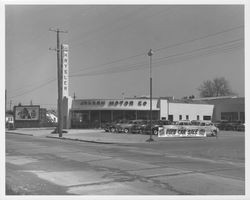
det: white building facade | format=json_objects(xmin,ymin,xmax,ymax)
[{"xmin": 67, "ymin": 98, "xmax": 214, "ymax": 129}]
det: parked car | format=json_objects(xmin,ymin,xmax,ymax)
[
  {"xmin": 191, "ymin": 120, "xmax": 219, "ymax": 136},
  {"xmin": 132, "ymin": 120, "xmax": 172, "ymax": 135},
  {"xmin": 235, "ymin": 123, "xmax": 245, "ymax": 131},
  {"xmin": 116, "ymin": 120, "xmax": 145, "ymax": 133},
  {"xmin": 214, "ymin": 120, "xmax": 243, "ymax": 131},
  {"xmin": 103, "ymin": 119, "xmax": 128, "ymax": 133},
  {"xmin": 176, "ymin": 120, "xmax": 192, "ymax": 126}
]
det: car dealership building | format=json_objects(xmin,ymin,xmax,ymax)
[
  {"xmin": 62, "ymin": 97, "xmax": 214, "ymax": 129},
  {"xmin": 61, "ymin": 95, "xmax": 245, "ymax": 129}
]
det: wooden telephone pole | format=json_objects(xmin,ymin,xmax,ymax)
[{"xmin": 49, "ymin": 28, "xmax": 67, "ymax": 137}]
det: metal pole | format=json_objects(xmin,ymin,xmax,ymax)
[{"xmin": 146, "ymin": 49, "xmax": 154, "ymax": 142}]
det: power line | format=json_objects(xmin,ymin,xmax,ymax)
[
  {"xmin": 70, "ymin": 38, "xmax": 243, "ymax": 78},
  {"xmin": 8, "ymin": 76, "xmax": 56, "ymax": 94},
  {"xmin": 70, "ymin": 25, "xmax": 243, "ymax": 75},
  {"xmin": 154, "ymin": 25, "xmax": 243, "ymax": 52},
  {"xmin": 8, "ymin": 25, "xmax": 243, "ymax": 97},
  {"xmin": 8, "ymin": 39, "xmax": 242, "ymax": 99},
  {"xmin": 70, "ymin": 52, "xmax": 146, "ymax": 75},
  {"xmin": 9, "ymin": 78, "xmax": 56, "ymax": 99}
]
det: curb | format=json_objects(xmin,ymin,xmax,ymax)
[
  {"xmin": 46, "ymin": 135, "xmax": 116, "ymax": 145},
  {"xmin": 6, "ymin": 131, "xmax": 33, "ymax": 136}
]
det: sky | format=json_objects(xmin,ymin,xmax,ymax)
[{"xmin": 4, "ymin": 4, "xmax": 244, "ymax": 110}]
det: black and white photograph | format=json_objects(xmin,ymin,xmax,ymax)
[{"xmin": 2, "ymin": 1, "xmax": 248, "ymax": 199}]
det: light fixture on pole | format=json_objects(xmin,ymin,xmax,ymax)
[{"xmin": 146, "ymin": 49, "xmax": 154, "ymax": 142}]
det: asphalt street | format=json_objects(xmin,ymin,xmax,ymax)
[{"xmin": 6, "ymin": 131, "xmax": 245, "ymax": 195}]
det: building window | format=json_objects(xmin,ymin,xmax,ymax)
[
  {"xmin": 197, "ymin": 115, "xmax": 200, "ymax": 120},
  {"xmin": 179, "ymin": 115, "xmax": 182, "ymax": 120},
  {"xmin": 186, "ymin": 115, "xmax": 189, "ymax": 120},
  {"xmin": 203, "ymin": 116, "xmax": 211, "ymax": 121},
  {"xmin": 221, "ymin": 112, "xmax": 238, "ymax": 122},
  {"xmin": 240, "ymin": 112, "xmax": 245, "ymax": 123}
]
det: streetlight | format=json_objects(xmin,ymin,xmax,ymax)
[{"xmin": 146, "ymin": 49, "xmax": 154, "ymax": 142}]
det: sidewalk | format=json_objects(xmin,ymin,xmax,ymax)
[
  {"xmin": 6, "ymin": 128, "xmax": 159, "ymax": 144},
  {"xmin": 6, "ymin": 128, "xmax": 243, "ymax": 144}
]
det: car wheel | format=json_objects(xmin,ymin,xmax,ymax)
[
  {"xmin": 212, "ymin": 130, "xmax": 217, "ymax": 136},
  {"xmin": 124, "ymin": 128, "xmax": 129, "ymax": 133},
  {"xmin": 153, "ymin": 129, "xmax": 158, "ymax": 135},
  {"xmin": 110, "ymin": 128, "xmax": 115, "ymax": 133}
]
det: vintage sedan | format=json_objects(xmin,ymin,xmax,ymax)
[
  {"xmin": 191, "ymin": 120, "xmax": 219, "ymax": 137},
  {"xmin": 115, "ymin": 120, "xmax": 145, "ymax": 133},
  {"xmin": 132, "ymin": 120, "xmax": 172, "ymax": 135}
]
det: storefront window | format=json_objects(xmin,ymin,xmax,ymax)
[
  {"xmin": 203, "ymin": 115, "xmax": 211, "ymax": 121},
  {"xmin": 240, "ymin": 112, "xmax": 245, "ymax": 123},
  {"xmin": 221, "ymin": 112, "xmax": 238, "ymax": 121}
]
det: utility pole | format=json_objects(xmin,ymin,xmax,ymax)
[
  {"xmin": 10, "ymin": 100, "xmax": 12, "ymax": 111},
  {"xmin": 5, "ymin": 89, "xmax": 7, "ymax": 111},
  {"xmin": 146, "ymin": 49, "xmax": 154, "ymax": 142},
  {"xmin": 49, "ymin": 28, "xmax": 67, "ymax": 137}
]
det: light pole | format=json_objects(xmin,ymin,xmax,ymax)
[{"xmin": 146, "ymin": 49, "xmax": 154, "ymax": 142}]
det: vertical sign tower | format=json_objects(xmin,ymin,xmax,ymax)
[
  {"xmin": 61, "ymin": 44, "xmax": 69, "ymax": 97},
  {"xmin": 61, "ymin": 44, "xmax": 72, "ymax": 129}
]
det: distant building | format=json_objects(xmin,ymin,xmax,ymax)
[
  {"xmin": 46, "ymin": 111, "xmax": 58, "ymax": 123},
  {"xmin": 5, "ymin": 113, "xmax": 14, "ymax": 125},
  {"xmin": 193, "ymin": 96, "xmax": 245, "ymax": 122}
]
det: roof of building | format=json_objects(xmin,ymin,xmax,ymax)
[
  {"xmin": 192, "ymin": 96, "xmax": 244, "ymax": 105},
  {"xmin": 167, "ymin": 99, "xmax": 207, "ymax": 104},
  {"xmin": 192, "ymin": 96, "xmax": 241, "ymax": 101}
]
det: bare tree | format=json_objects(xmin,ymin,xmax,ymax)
[{"xmin": 198, "ymin": 77, "xmax": 236, "ymax": 97}]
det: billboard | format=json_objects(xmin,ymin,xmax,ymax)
[{"xmin": 14, "ymin": 106, "xmax": 40, "ymax": 121}]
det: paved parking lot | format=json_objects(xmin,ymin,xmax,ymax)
[{"xmin": 6, "ymin": 129, "xmax": 245, "ymax": 195}]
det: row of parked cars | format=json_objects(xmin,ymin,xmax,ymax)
[
  {"xmin": 103, "ymin": 119, "xmax": 245, "ymax": 135},
  {"xmin": 103, "ymin": 119, "xmax": 223, "ymax": 135},
  {"xmin": 103, "ymin": 119, "xmax": 171, "ymax": 135},
  {"xmin": 213, "ymin": 120, "xmax": 245, "ymax": 131}
]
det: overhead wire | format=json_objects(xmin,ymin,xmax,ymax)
[
  {"xmin": 69, "ymin": 38, "xmax": 243, "ymax": 77},
  {"xmin": 8, "ymin": 25, "xmax": 243, "ymax": 98},
  {"xmin": 8, "ymin": 76, "xmax": 57, "ymax": 94},
  {"xmin": 70, "ymin": 25, "xmax": 243, "ymax": 75},
  {"xmin": 9, "ymin": 37, "xmax": 243, "ymax": 98},
  {"xmin": 9, "ymin": 39, "xmax": 242, "ymax": 99},
  {"xmin": 154, "ymin": 25, "xmax": 244, "ymax": 52},
  {"xmin": 9, "ymin": 78, "xmax": 56, "ymax": 99}
]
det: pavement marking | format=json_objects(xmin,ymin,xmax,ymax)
[
  {"xmin": 89, "ymin": 158, "xmax": 158, "ymax": 171},
  {"xmin": 127, "ymin": 167, "xmax": 192, "ymax": 178},
  {"xmin": 26, "ymin": 170, "xmax": 113, "ymax": 187},
  {"xmin": 67, "ymin": 180, "xmax": 178, "ymax": 195},
  {"xmin": 6, "ymin": 155, "xmax": 38, "ymax": 165},
  {"xmin": 152, "ymin": 172, "xmax": 245, "ymax": 195},
  {"xmin": 56, "ymin": 152, "xmax": 112, "ymax": 162},
  {"xmin": 164, "ymin": 153, "xmax": 244, "ymax": 167}
]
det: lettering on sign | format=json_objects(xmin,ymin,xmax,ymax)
[{"xmin": 61, "ymin": 44, "xmax": 69, "ymax": 97}]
